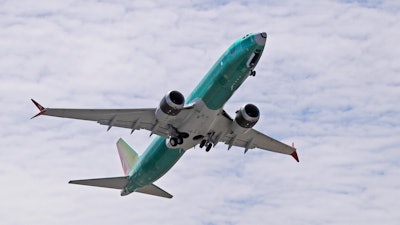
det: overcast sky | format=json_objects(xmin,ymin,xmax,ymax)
[{"xmin": 1, "ymin": 0, "xmax": 399, "ymax": 224}]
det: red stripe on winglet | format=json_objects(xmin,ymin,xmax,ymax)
[
  {"xmin": 31, "ymin": 99, "xmax": 46, "ymax": 119},
  {"xmin": 31, "ymin": 99, "xmax": 45, "ymax": 111},
  {"xmin": 291, "ymin": 151, "xmax": 299, "ymax": 162},
  {"xmin": 291, "ymin": 142, "xmax": 299, "ymax": 162}
]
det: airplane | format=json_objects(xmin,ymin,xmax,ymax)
[{"xmin": 31, "ymin": 32, "xmax": 298, "ymax": 199}]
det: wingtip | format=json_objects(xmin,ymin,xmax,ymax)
[
  {"xmin": 31, "ymin": 99, "xmax": 45, "ymax": 110},
  {"xmin": 291, "ymin": 142, "xmax": 299, "ymax": 162},
  {"xmin": 291, "ymin": 151, "xmax": 299, "ymax": 162},
  {"xmin": 30, "ymin": 99, "xmax": 46, "ymax": 119}
]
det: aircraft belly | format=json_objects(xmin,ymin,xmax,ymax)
[
  {"xmin": 112, "ymin": 34, "xmax": 269, "ymax": 195},
  {"xmin": 177, "ymin": 99, "xmax": 220, "ymax": 150},
  {"xmin": 127, "ymin": 100, "xmax": 219, "ymax": 191}
]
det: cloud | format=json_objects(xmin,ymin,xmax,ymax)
[{"xmin": 1, "ymin": 0, "xmax": 399, "ymax": 224}]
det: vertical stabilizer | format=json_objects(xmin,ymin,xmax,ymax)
[{"xmin": 116, "ymin": 138, "xmax": 139, "ymax": 176}]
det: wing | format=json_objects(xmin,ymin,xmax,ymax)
[
  {"xmin": 212, "ymin": 110, "xmax": 299, "ymax": 162},
  {"xmin": 31, "ymin": 99, "xmax": 184, "ymax": 137}
]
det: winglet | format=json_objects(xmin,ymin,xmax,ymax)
[
  {"xmin": 291, "ymin": 142, "xmax": 299, "ymax": 162},
  {"xmin": 31, "ymin": 99, "xmax": 47, "ymax": 119}
]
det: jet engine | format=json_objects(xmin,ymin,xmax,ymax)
[
  {"xmin": 231, "ymin": 104, "xmax": 260, "ymax": 134},
  {"xmin": 155, "ymin": 90, "xmax": 185, "ymax": 123}
]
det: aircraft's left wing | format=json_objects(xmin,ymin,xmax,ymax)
[
  {"xmin": 212, "ymin": 110, "xmax": 299, "ymax": 162},
  {"xmin": 31, "ymin": 99, "xmax": 171, "ymax": 137}
]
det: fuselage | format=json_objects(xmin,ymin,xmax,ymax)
[{"xmin": 124, "ymin": 33, "xmax": 267, "ymax": 194}]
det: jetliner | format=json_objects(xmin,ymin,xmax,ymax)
[{"xmin": 31, "ymin": 32, "xmax": 298, "ymax": 198}]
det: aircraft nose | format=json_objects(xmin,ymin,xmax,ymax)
[{"xmin": 254, "ymin": 32, "xmax": 267, "ymax": 46}]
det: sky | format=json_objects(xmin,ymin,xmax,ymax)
[{"xmin": 1, "ymin": 0, "xmax": 399, "ymax": 224}]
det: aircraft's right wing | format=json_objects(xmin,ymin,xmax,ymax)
[
  {"xmin": 223, "ymin": 128, "xmax": 298, "ymax": 160},
  {"xmin": 212, "ymin": 110, "xmax": 299, "ymax": 162},
  {"xmin": 31, "ymin": 99, "xmax": 173, "ymax": 137}
]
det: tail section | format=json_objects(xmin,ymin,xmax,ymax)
[
  {"xmin": 116, "ymin": 138, "xmax": 139, "ymax": 176},
  {"xmin": 68, "ymin": 138, "xmax": 173, "ymax": 198},
  {"xmin": 69, "ymin": 177, "xmax": 173, "ymax": 198},
  {"xmin": 69, "ymin": 176, "xmax": 129, "ymax": 189},
  {"xmin": 135, "ymin": 184, "xmax": 173, "ymax": 198}
]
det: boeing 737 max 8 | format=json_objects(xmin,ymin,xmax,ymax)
[{"xmin": 31, "ymin": 32, "xmax": 298, "ymax": 198}]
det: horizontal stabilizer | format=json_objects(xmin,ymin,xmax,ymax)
[
  {"xmin": 69, "ymin": 176, "xmax": 129, "ymax": 189},
  {"xmin": 135, "ymin": 184, "xmax": 173, "ymax": 199}
]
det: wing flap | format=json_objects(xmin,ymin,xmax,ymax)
[{"xmin": 44, "ymin": 108, "xmax": 156, "ymax": 125}]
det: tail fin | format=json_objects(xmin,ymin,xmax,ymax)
[{"xmin": 116, "ymin": 138, "xmax": 139, "ymax": 176}]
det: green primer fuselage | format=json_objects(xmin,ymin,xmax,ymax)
[{"xmin": 126, "ymin": 33, "xmax": 266, "ymax": 193}]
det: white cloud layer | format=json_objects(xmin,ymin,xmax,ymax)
[{"xmin": 1, "ymin": 0, "xmax": 399, "ymax": 224}]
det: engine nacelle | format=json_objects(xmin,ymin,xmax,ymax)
[
  {"xmin": 231, "ymin": 104, "xmax": 260, "ymax": 134},
  {"xmin": 155, "ymin": 90, "xmax": 185, "ymax": 123}
]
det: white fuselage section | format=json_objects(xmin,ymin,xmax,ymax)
[{"xmin": 166, "ymin": 98, "xmax": 220, "ymax": 150}]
